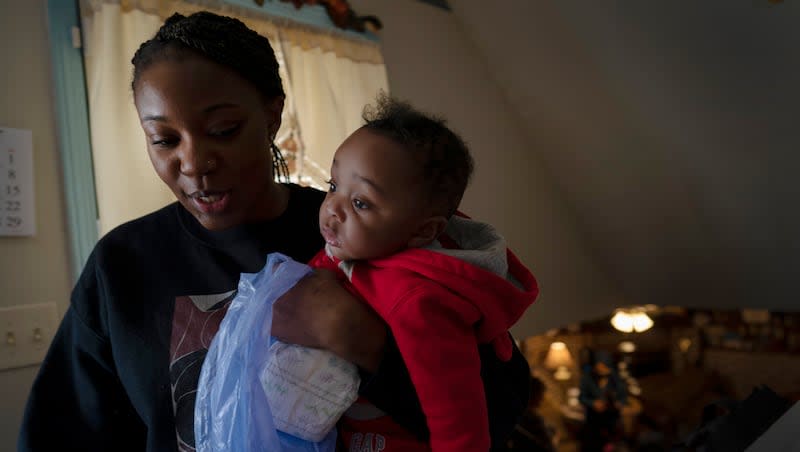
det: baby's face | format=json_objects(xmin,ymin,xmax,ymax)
[{"xmin": 319, "ymin": 128, "xmax": 429, "ymax": 261}]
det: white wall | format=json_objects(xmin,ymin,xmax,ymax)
[
  {"xmin": 449, "ymin": 1, "xmax": 800, "ymax": 312},
  {"xmin": 0, "ymin": 1, "xmax": 73, "ymax": 449},
  {"xmin": 349, "ymin": 0, "xmax": 621, "ymax": 334},
  {"xmin": 551, "ymin": 1, "xmax": 800, "ymax": 312}
]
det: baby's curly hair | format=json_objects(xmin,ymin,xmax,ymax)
[{"xmin": 362, "ymin": 94, "xmax": 473, "ymax": 218}]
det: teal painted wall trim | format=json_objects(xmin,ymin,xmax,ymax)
[
  {"xmin": 46, "ymin": 0, "xmax": 98, "ymax": 281},
  {"xmin": 222, "ymin": 0, "xmax": 378, "ymax": 42}
]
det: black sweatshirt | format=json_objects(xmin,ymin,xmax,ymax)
[{"xmin": 19, "ymin": 184, "xmax": 529, "ymax": 451}]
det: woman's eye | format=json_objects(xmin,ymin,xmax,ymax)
[
  {"xmin": 353, "ymin": 198, "xmax": 369, "ymax": 210},
  {"xmin": 210, "ymin": 124, "xmax": 240, "ymax": 137},
  {"xmin": 151, "ymin": 137, "xmax": 177, "ymax": 147},
  {"xmin": 326, "ymin": 179, "xmax": 336, "ymax": 192}
]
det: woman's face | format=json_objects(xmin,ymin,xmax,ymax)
[{"xmin": 134, "ymin": 54, "xmax": 285, "ymax": 231}]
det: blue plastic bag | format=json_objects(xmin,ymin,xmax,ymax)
[{"xmin": 195, "ymin": 253, "xmax": 338, "ymax": 452}]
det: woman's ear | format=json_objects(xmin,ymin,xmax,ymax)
[
  {"xmin": 264, "ymin": 95, "xmax": 285, "ymax": 139},
  {"xmin": 407, "ymin": 216, "xmax": 448, "ymax": 248}
]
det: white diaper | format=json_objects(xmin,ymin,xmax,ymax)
[{"xmin": 261, "ymin": 340, "xmax": 360, "ymax": 442}]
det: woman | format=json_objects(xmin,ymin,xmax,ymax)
[{"xmin": 18, "ymin": 11, "xmax": 530, "ymax": 451}]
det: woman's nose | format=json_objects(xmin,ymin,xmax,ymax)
[{"xmin": 178, "ymin": 139, "xmax": 216, "ymax": 176}]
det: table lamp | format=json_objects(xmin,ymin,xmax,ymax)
[{"xmin": 544, "ymin": 341, "xmax": 574, "ymax": 381}]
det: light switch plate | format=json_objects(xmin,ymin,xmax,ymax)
[{"xmin": 0, "ymin": 303, "xmax": 58, "ymax": 371}]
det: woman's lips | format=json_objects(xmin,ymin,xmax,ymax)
[
  {"xmin": 189, "ymin": 190, "xmax": 231, "ymax": 214},
  {"xmin": 320, "ymin": 226, "xmax": 340, "ymax": 247}
]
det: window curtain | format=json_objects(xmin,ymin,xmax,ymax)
[
  {"xmin": 277, "ymin": 27, "xmax": 389, "ymax": 187},
  {"xmin": 79, "ymin": 0, "xmax": 389, "ymax": 235}
]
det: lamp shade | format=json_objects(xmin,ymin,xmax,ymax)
[
  {"xmin": 611, "ymin": 309, "xmax": 654, "ymax": 333},
  {"xmin": 632, "ymin": 312, "xmax": 654, "ymax": 332},
  {"xmin": 544, "ymin": 342, "xmax": 573, "ymax": 369}
]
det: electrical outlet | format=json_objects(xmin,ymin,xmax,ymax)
[{"xmin": 0, "ymin": 303, "xmax": 58, "ymax": 371}]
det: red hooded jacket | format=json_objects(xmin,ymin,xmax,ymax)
[{"xmin": 309, "ymin": 216, "xmax": 538, "ymax": 452}]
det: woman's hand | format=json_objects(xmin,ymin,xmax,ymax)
[{"xmin": 271, "ymin": 269, "xmax": 387, "ymax": 372}]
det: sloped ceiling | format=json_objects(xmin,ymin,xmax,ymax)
[{"xmin": 449, "ymin": 1, "xmax": 800, "ymax": 312}]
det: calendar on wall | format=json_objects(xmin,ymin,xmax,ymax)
[{"xmin": 0, "ymin": 127, "xmax": 35, "ymax": 236}]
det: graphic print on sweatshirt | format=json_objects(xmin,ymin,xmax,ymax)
[{"xmin": 169, "ymin": 291, "xmax": 236, "ymax": 452}]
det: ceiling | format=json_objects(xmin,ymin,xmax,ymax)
[{"xmin": 449, "ymin": 1, "xmax": 800, "ymax": 312}]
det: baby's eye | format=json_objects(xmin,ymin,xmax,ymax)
[
  {"xmin": 353, "ymin": 198, "xmax": 369, "ymax": 210},
  {"xmin": 326, "ymin": 179, "xmax": 336, "ymax": 192}
]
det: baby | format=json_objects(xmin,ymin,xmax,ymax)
[{"xmin": 305, "ymin": 95, "xmax": 539, "ymax": 452}]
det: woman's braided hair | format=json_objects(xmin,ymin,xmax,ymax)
[{"xmin": 131, "ymin": 11, "xmax": 289, "ymax": 181}]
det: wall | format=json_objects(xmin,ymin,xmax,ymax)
[
  {"xmin": 450, "ymin": 1, "xmax": 800, "ymax": 312},
  {"xmin": 349, "ymin": 0, "xmax": 620, "ymax": 334},
  {"xmin": 549, "ymin": 1, "xmax": 800, "ymax": 311},
  {"xmin": 0, "ymin": 0, "xmax": 73, "ymax": 449},
  {"xmin": 705, "ymin": 350, "xmax": 800, "ymax": 399}
]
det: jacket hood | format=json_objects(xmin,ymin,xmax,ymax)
[{"xmin": 366, "ymin": 216, "xmax": 539, "ymax": 359}]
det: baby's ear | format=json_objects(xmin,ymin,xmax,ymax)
[{"xmin": 407, "ymin": 216, "xmax": 448, "ymax": 248}]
